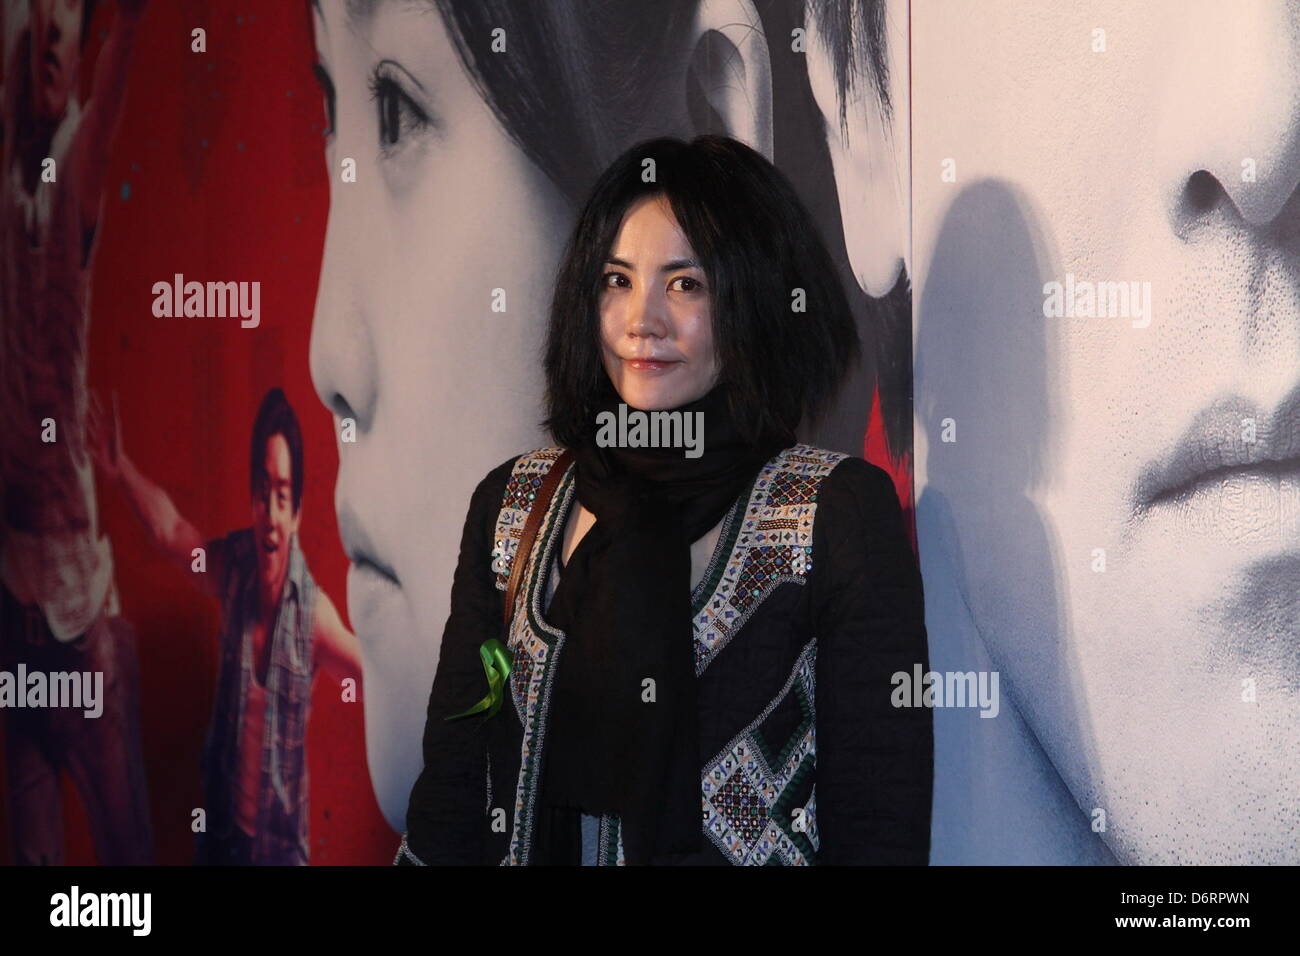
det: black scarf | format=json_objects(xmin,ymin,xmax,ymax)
[{"xmin": 537, "ymin": 377, "xmax": 792, "ymax": 864}]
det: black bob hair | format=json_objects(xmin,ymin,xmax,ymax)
[
  {"xmin": 543, "ymin": 134, "xmax": 859, "ymax": 448},
  {"xmin": 249, "ymin": 387, "xmax": 305, "ymax": 514}
]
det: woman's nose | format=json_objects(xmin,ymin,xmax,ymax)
[
  {"xmin": 309, "ymin": 199, "xmax": 378, "ymax": 435},
  {"xmin": 625, "ymin": 288, "xmax": 670, "ymax": 340}
]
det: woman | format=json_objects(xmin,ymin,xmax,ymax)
[{"xmin": 396, "ymin": 135, "xmax": 932, "ymax": 866}]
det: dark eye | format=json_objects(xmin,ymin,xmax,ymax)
[
  {"xmin": 671, "ymin": 276, "xmax": 704, "ymax": 292},
  {"xmin": 603, "ymin": 272, "xmax": 631, "ymax": 288},
  {"xmin": 368, "ymin": 68, "xmax": 429, "ymax": 153},
  {"xmin": 312, "ymin": 62, "xmax": 336, "ymax": 139}
]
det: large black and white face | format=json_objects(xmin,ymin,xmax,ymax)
[
  {"xmin": 307, "ymin": 0, "xmax": 570, "ymax": 831},
  {"xmin": 913, "ymin": 0, "xmax": 1300, "ymax": 863}
]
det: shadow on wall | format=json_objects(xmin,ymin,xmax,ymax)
[{"xmin": 915, "ymin": 178, "xmax": 1109, "ymax": 863}]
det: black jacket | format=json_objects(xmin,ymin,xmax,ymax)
[{"xmin": 397, "ymin": 443, "xmax": 932, "ymax": 865}]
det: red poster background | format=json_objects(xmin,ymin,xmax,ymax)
[{"xmin": 0, "ymin": 0, "xmax": 392, "ymax": 865}]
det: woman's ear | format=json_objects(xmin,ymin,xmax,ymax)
[{"xmin": 685, "ymin": 0, "xmax": 773, "ymax": 159}]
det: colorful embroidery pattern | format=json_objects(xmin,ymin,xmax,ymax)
[
  {"xmin": 702, "ymin": 639, "xmax": 819, "ymax": 865},
  {"xmin": 501, "ymin": 466, "xmax": 574, "ymax": 725},
  {"xmin": 501, "ymin": 609, "xmax": 555, "ymax": 865},
  {"xmin": 489, "ymin": 445, "xmax": 842, "ymax": 865},
  {"xmin": 492, "ymin": 451, "xmax": 574, "ymax": 865},
  {"xmin": 492, "ymin": 447, "xmax": 569, "ymax": 592},
  {"xmin": 693, "ymin": 444, "xmax": 846, "ymax": 675}
]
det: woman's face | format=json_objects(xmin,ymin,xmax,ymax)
[
  {"xmin": 599, "ymin": 194, "xmax": 720, "ymax": 411},
  {"xmin": 309, "ymin": 0, "xmax": 570, "ymax": 831}
]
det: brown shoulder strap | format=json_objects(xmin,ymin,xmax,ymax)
[{"xmin": 502, "ymin": 449, "xmax": 574, "ymax": 629}]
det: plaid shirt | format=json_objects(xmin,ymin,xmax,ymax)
[{"xmin": 198, "ymin": 528, "xmax": 317, "ymax": 865}]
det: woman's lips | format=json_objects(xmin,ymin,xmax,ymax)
[
  {"xmin": 623, "ymin": 358, "xmax": 681, "ymax": 373},
  {"xmin": 338, "ymin": 502, "xmax": 401, "ymax": 588}
]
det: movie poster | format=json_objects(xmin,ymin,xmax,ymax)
[{"xmin": 2, "ymin": 0, "xmax": 1291, "ymax": 877}]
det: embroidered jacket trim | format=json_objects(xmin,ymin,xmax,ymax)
[{"xmin": 490, "ymin": 443, "xmax": 847, "ymax": 865}]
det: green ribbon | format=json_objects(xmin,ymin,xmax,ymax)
[{"xmin": 444, "ymin": 638, "xmax": 513, "ymax": 721}]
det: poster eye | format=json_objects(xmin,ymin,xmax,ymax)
[{"xmin": 368, "ymin": 70, "xmax": 429, "ymax": 152}]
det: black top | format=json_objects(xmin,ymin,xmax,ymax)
[{"xmin": 400, "ymin": 448, "xmax": 933, "ymax": 865}]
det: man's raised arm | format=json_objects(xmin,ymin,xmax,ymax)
[{"xmin": 89, "ymin": 391, "xmax": 221, "ymax": 597}]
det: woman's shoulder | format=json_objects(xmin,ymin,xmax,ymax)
[
  {"xmin": 470, "ymin": 446, "xmax": 570, "ymax": 511},
  {"xmin": 466, "ymin": 448, "xmax": 570, "ymax": 591},
  {"xmin": 765, "ymin": 444, "xmax": 899, "ymax": 517},
  {"xmin": 482, "ymin": 445, "xmax": 570, "ymax": 484},
  {"xmin": 733, "ymin": 444, "xmax": 901, "ymax": 554},
  {"xmin": 763, "ymin": 443, "xmax": 889, "ymax": 490}
]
